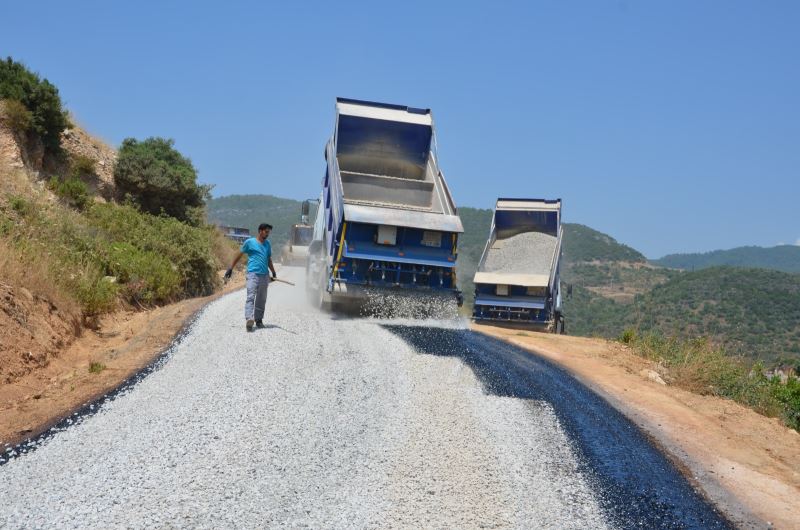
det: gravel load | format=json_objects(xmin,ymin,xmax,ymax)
[
  {"xmin": 0, "ymin": 267, "xmax": 609, "ymax": 528},
  {"xmin": 482, "ymin": 231, "xmax": 557, "ymax": 276}
]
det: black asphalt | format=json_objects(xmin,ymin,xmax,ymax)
[{"xmin": 384, "ymin": 325, "xmax": 733, "ymax": 530}]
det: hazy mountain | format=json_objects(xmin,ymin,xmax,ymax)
[{"xmin": 653, "ymin": 245, "xmax": 800, "ymax": 273}]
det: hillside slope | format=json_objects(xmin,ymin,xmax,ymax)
[
  {"xmin": 654, "ymin": 245, "xmax": 800, "ymax": 273},
  {"xmin": 562, "ymin": 223, "xmax": 646, "ymax": 263},
  {"xmin": 630, "ymin": 267, "xmax": 800, "ymax": 364}
]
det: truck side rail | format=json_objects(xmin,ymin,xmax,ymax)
[
  {"xmin": 429, "ymin": 149, "xmax": 458, "ymax": 216},
  {"xmin": 548, "ymin": 225, "xmax": 564, "ymax": 296}
]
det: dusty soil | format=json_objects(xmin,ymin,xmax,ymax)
[
  {"xmin": 0, "ymin": 281, "xmax": 80, "ymax": 384},
  {"xmin": 0, "ymin": 275, "xmax": 244, "ymax": 448},
  {"xmin": 473, "ymin": 324, "xmax": 800, "ymax": 530}
]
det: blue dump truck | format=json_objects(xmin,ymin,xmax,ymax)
[
  {"xmin": 472, "ymin": 198, "xmax": 565, "ymax": 332},
  {"xmin": 305, "ymin": 98, "xmax": 464, "ymax": 312}
]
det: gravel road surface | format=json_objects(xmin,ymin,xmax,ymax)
[{"xmin": 0, "ymin": 268, "xmax": 729, "ymax": 528}]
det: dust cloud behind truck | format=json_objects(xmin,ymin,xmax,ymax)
[
  {"xmin": 280, "ymin": 199, "xmax": 317, "ymax": 266},
  {"xmin": 305, "ymin": 98, "xmax": 464, "ymax": 311},
  {"xmin": 472, "ymin": 198, "xmax": 564, "ymax": 332}
]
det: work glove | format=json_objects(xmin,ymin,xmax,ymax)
[{"xmin": 224, "ymin": 269, "xmax": 233, "ymax": 280}]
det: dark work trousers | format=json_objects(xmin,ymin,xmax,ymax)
[{"xmin": 245, "ymin": 272, "xmax": 270, "ymax": 321}]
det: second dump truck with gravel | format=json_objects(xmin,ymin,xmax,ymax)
[
  {"xmin": 472, "ymin": 198, "xmax": 564, "ymax": 332},
  {"xmin": 305, "ymin": 98, "xmax": 464, "ymax": 310}
]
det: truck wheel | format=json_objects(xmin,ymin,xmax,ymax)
[
  {"xmin": 313, "ymin": 266, "xmax": 330, "ymax": 310},
  {"xmin": 553, "ymin": 313, "xmax": 565, "ymax": 334}
]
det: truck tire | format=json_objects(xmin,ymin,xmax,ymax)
[{"xmin": 553, "ymin": 313, "xmax": 565, "ymax": 334}]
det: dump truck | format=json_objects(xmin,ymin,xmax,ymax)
[
  {"xmin": 305, "ymin": 98, "xmax": 464, "ymax": 311},
  {"xmin": 280, "ymin": 199, "xmax": 316, "ymax": 266},
  {"xmin": 472, "ymin": 198, "xmax": 564, "ymax": 332}
]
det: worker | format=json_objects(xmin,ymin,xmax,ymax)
[{"xmin": 224, "ymin": 223, "xmax": 277, "ymax": 332}]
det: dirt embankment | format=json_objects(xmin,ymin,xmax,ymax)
[
  {"xmin": 0, "ymin": 275, "xmax": 244, "ymax": 448},
  {"xmin": 0, "ymin": 281, "xmax": 80, "ymax": 384},
  {"xmin": 473, "ymin": 325, "xmax": 800, "ymax": 530}
]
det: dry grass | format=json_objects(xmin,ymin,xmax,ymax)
[
  {"xmin": 623, "ymin": 330, "xmax": 800, "ymax": 430},
  {"xmin": 0, "ymin": 164, "xmax": 79, "ymax": 318},
  {"xmin": 0, "ymin": 239, "xmax": 81, "ymax": 318},
  {"xmin": 211, "ymin": 226, "xmax": 239, "ymax": 269}
]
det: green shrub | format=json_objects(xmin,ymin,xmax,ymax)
[
  {"xmin": 86, "ymin": 202, "xmax": 221, "ymax": 297},
  {"xmin": 70, "ymin": 155, "xmax": 96, "ymax": 179},
  {"xmin": 620, "ymin": 328, "xmax": 636, "ymax": 344},
  {"xmin": 2, "ymin": 192, "xmax": 223, "ymax": 318},
  {"xmin": 49, "ymin": 175, "xmax": 91, "ymax": 210},
  {"xmin": 107, "ymin": 242, "xmax": 181, "ymax": 304},
  {"xmin": 623, "ymin": 330, "xmax": 799, "ymax": 431},
  {"xmin": 766, "ymin": 374, "xmax": 800, "ymax": 431},
  {"xmin": 88, "ymin": 361, "xmax": 106, "ymax": 374},
  {"xmin": 9, "ymin": 195, "xmax": 32, "ymax": 215},
  {"xmin": 0, "ymin": 57, "xmax": 70, "ymax": 152},
  {"xmin": 72, "ymin": 266, "xmax": 119, "ymax": 316},
  {"xmin": 2, "ymin": 98, "xmax": 32, "ymax": 134},
  {"xmin": 114, "ymin": 137, "xmax": 211, "ymax": 226}
]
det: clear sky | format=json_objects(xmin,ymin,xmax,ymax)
[{"xmin": 3, "ymin": 1, "xmax": 798, "ymax": 257}]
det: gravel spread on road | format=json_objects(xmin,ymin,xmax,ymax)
[
  {"xmin": 0, "ymin": 268, "xmax": 610, "ymax": 529},
  {"xmin": 482, "ymin": 231, "xmax": 558, "ymax": 275}
]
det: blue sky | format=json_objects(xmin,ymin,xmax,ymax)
[{"xmin": 3, "ymin": 1, "xmax": 798, "ymax": 257}]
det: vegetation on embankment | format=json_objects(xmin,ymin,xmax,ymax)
[
  {"xmin": 620, "ymin": 329, "xmax": 800, "ymax": 431},
  {"xmin": 0, "ymin": 178, "xmax": 234, "ymax": 320},
  {"xmin": 1, "ymin": 57, "xmax": 236, "ymax": 326},
  {"xmin": 0, "ymin": 57, "xmax": 70, "ymax": 154}
]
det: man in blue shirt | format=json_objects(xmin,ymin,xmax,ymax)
[{"xmin": 224, "ymin": 223, "xmax": 277, "ymax": 331}]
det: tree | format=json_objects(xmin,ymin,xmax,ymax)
[
  {"xmin": 114, "ymin": 137, "xmax": 211, "ymax": 226},
  {"xmin": 0, "ymin": 57, "xmax": 70, "ymax": 152}
]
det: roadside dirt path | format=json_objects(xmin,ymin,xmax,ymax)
[
  {"xmin": 0, "ymin": 275, "xmax": 245, "ymax": 447},
  {"xmin": 473, "ymin": 324, "xmax": 800, "ymax": 530}
]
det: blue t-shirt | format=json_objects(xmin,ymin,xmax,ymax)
[{"xmin": 240, "ymin": 237, "xmax": 272, "ymax": 275}]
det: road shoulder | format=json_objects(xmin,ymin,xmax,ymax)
[
  {"xmin": 0, "ymin": 275, "xmax": 245, "ymax": 448},
  {"xmin": 472, "ymin": 324, "xmax": 800, "ymax": 530}
]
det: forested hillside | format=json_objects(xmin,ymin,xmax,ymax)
[
  {"xmin": 562, "ymin": 224, "xmax": 646, "ymax": 263},
  {"xmin": 630, "ymin": 267, "xmax": 800, "ymax": 364},
  {"xmin": 653, "ymin": 245, "xmax": 800, "ymax": 273}
]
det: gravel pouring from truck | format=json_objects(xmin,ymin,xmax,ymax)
[
  {"xmin": 306, "ymin": 98, "xmax": 464, "ymax": 310},
  {"xmin": 472, "ymin": 198, "xmax": 564, "ymax": 332}
]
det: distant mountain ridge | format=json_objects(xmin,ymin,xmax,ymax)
[
  {"xmin": 653, "ymin": 245, "xmax": 800, "ymax": 273},
  {"xmin": 563, "ymin": 224, "xmax": 646, "ymax": 263}
]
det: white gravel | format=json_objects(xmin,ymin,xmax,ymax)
[
  {"xmin": 0, "ymin": 267, "xmax": 610, "ymax": 529},
  {"xmin": 482, "ymin": 231, "xmax": 558, "ymax": 276}
]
